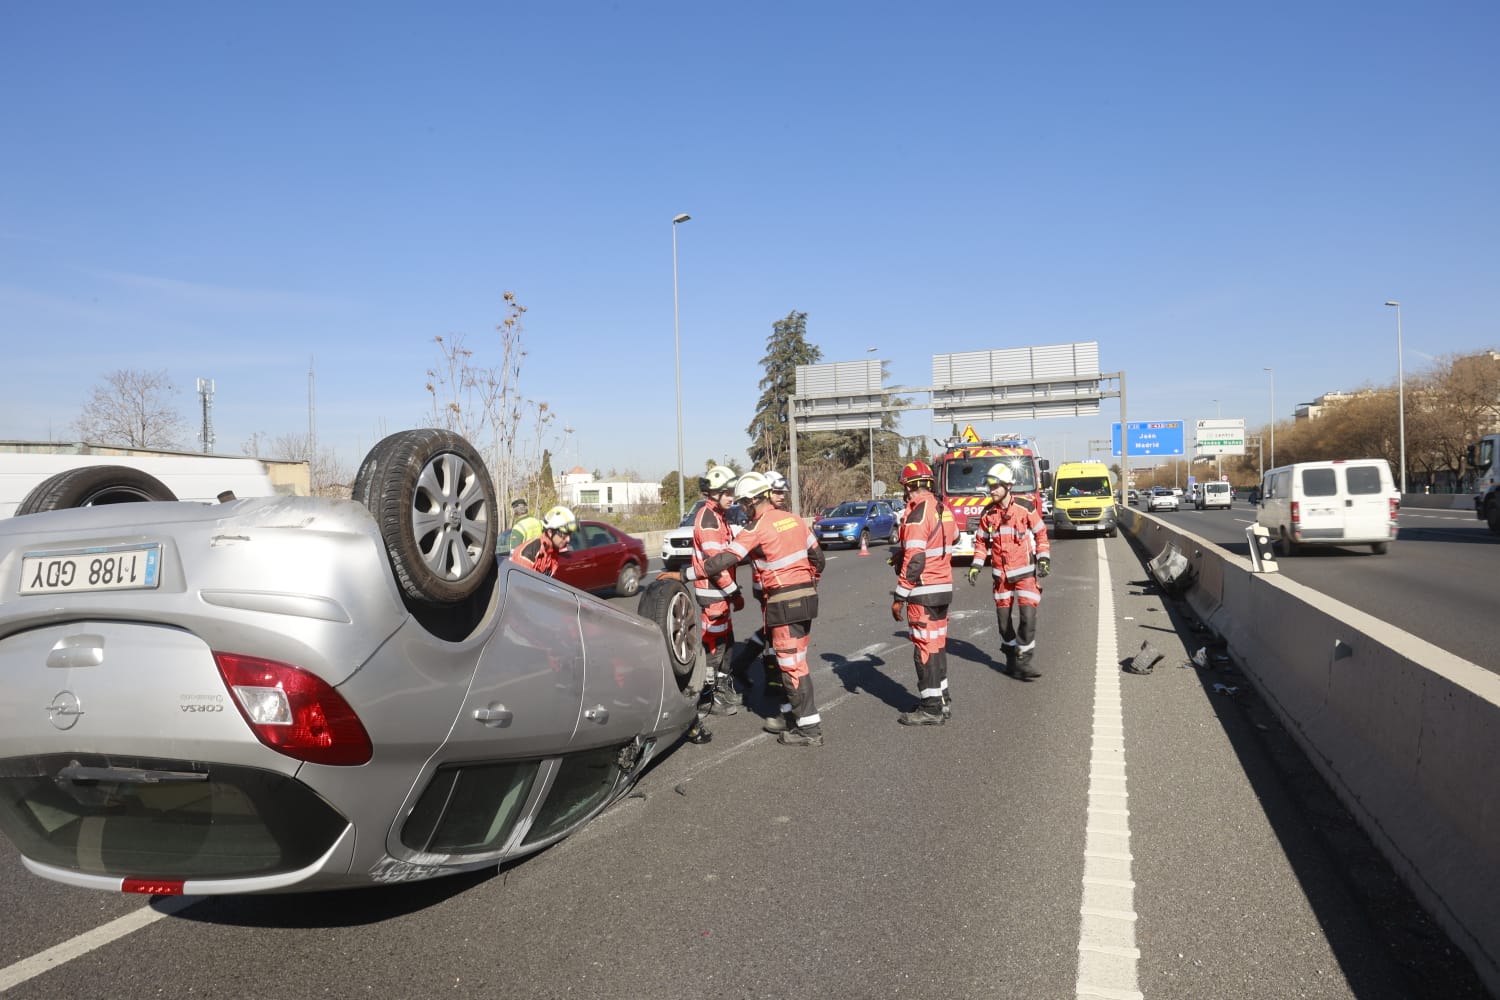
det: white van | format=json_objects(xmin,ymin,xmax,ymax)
[
  {"xmin": 1195, "ymin": 481, "xmax": 1232, "ymax": 510},
  {"xmin": 1, "ymin": 454, "xmax": 279, "ymax": 518},
  {"xmin": 1255, "ymin": 459, "xmax": 1399, "ymax": 555}
]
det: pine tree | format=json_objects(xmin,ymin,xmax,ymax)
[{"xmin": 746, "ymin": 311, "xmax": 823, "ymax": 471}]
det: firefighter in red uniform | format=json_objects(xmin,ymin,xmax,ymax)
[
  {"xmin": 703, "ymin": 471, "xmax": 827, "ymax": 747},
  {"xmin": 890, "ymin": 460, "xmax": 957, "ymax": 725},
  {"xmin": 682, "ymin": 465, "xmax": 744, "ymax": 743},
  {"xmin": 726, "ymin": 470, "xmax": 790, "ymax": 712},
  {"xmin": 508, "ymin": 505, "xmax": 577, "ymax": 577},
  {"xmin": 968, "ymin": 463, "xmax": 1051, "ymax": 679}
]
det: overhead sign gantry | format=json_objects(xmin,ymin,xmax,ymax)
[{"xmin": 785, "ymin": 342, "xmax": 1129, "ymax": 514}]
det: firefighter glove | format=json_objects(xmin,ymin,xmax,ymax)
[
  {"xmin": 1037, "ymin": 556, "xmax": 1052, "ymax": 578},
  {"xmin": 967, "ymin": 565, "xmax": 981, "ymax": 585},
  {"xmin": 731, "ymin": 591, "xmax": 745, "ymax": 612},
  {"xmin": 890, "ymin": 599, "xmax": 904, "ymax": 622}
]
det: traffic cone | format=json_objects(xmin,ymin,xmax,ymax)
[{"xmin": 859, "ymin": 533, "xmax": 870, "ymax": 556}]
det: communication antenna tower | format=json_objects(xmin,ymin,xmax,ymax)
[{"xmin": 196, "ymin": 378, "xmax": 216, "ymax": 453}]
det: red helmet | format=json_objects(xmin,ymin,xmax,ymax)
[{"xmin": 900, "ymin": 460, "xmax": 934, "ymax": 486}]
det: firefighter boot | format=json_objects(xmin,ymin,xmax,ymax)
[
  {"xmin": 778, "ymin": 723, "xmax": 824, "ymax": 747},
  {"xmin": 898, "ymin": 698, "xmax": 947, "ymax": 727},
  {"xmin": 762, "ymin": 712, "xmax": 791, "ymax": 734},
  {"xmin": 685, "ymin": 712, "xmax": 713, "ymax": 745},
  {"xmin": 705, "ymin": 647, "xmax": 739, "ymax": 715},
  {"xmin": 1013, "ymin": 650, "xmax": 1040, "ymax": 681},
  {"xmin": 1003, "ymin": 646, "xmax": 1019, "ymax": 678},
  {"xmin": 778, "ymin": 674, "xmax": 824, "ymax": 746}
]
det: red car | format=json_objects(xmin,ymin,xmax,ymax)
[
  {"xmin": 552, "ymin": 520, "xmax": 649, "ymax": 597},
  {"xmin": 499, "ymin": 518, "xmax": 647, "ymax": 597}
]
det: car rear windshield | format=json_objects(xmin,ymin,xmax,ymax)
[
  {"xmin": 1205, "ymin": 483, "xmax": 1229, "ymax": 493},
  {"xmin": 1301, "ymin": 468, "xmax": 1339, "ymax": 496},
  {"xmin": 1345, "ymin": 465, "xmax": 1385, "ymax": 495}
]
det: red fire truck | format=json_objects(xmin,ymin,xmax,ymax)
[{"xmin": 932, "ymin": 434, "xmax": 1050, "ymax": 560}]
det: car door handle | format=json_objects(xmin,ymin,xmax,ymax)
[
  {"xmin": 473, "ymin": 705, "xmax": 513, "ymax": 727},
  {"xmin": 583, "ymin": 705, "xmax": 609, "ymax": 724}
]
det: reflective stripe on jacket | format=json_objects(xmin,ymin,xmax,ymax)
[{"xmin": 973, "ymin": 497, "xmax": 1049, "ymax": 578}]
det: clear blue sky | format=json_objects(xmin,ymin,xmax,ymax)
[{"xmin": 3, "ymin": 2, "xmax": 1495, "ymax": 481}]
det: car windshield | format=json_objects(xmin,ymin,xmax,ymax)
[
  {"xmin": 944, "ymin": 456, "xmax": 1039, "ymax": 494},
  {"xmin": 831, "ymin": 503, "xmax": 868, "ymax": 517},
  {"xmin": 1153, "ymin": 489, "xmax": 1173, "ymax": 495},
  {"xmin": 1058, "ymin": 476, "xmax": 1111, "ymax": 497}
]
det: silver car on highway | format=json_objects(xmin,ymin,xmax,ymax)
[
  {"xmin": 1145, "ymin": 487, "xmax": 1179, "ymax": 512},
  {"xmin": 0, "ymin": 430, "xmax": 701, "ymax": 895}
]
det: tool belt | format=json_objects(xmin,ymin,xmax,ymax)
[{"xmin": 764, "ymin": 583, "xmax": 818, "ymax": 625}]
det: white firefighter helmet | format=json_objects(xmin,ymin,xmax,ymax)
[
  {"xmin": 984, "ymin": 463, "xmax": 1016, "ymax": 487},
  {"xmin": 733, "ymin": 471, "xmax": 773, "ymax": 504}
]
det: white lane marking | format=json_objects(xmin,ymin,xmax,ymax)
[
  {"xmin": 1075, "ymin": 536, "xmax": 1143, "ymax": 1000},
  {"xmin": 0, "ymin": 894, "xmax": 200, "ymax": 993}
]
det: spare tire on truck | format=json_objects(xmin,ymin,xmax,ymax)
[
  {"xmin": 353, "ymin": 429, "xmax": 498, "ymax": 605},
  {"xmin": 16, "ymin": 466, "xmax": 178, "ymax": 516}
]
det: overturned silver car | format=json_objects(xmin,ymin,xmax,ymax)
[{"xmin": 0, "ymin": 430, "xmax": 701, "ymax": 895}]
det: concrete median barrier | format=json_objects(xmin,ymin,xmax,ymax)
[{"xmin": 1120, "ymin": 505, "xmax": 1500, "ymax": 994}]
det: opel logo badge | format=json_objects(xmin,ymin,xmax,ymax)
[{"xmin": 46, "ymin": 691, "xmax": 83, "ymax": 731}]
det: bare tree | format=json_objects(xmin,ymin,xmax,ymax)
[
  {"xmin": 74, "ymin": 369, "xmax": 188, "ymax": 448},
  {"xmin": 240, "ymin": 432, "xmax": 351, "ymax": 499},
  {"xmin": 426, "ymin": 292, "xmax": 560, "ymax": 510}
]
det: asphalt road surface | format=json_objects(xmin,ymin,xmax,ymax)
[{"xmin": 0, "ymin": 534, "xmax": 1488, "ymax": 999}]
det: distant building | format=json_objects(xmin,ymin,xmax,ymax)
[
  {"xmin": 555, "ymin": 466, "xmax": 661, "ymax": 515},
  {"xmin": 1294, "ymin": 390, "xmax": 1370, "ymax": 422}
]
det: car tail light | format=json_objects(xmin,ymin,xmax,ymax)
[
  {"xmin": 1290, "ymin": 500, "xmax": 1300, "ymax": 530},
  {"xmin": 1389, "ymin": 497, "xmax": 1400, "ymax": 520},
  {"xmin": 214, "ymin": 652, "xmax": 373, "ymax": 766}
]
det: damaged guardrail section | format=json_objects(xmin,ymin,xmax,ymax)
[{"xmin": 1119, "ymin": 506, "xmax": 1500, "ymax": 995}]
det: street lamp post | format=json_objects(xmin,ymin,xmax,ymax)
[
  {"xmin": 671, "ymin": 213, "xmax": 691, "ymax": 520},
  {"xmin": 1213, "ymin": 398, "xmax": 1222, "ymax": 478},
  {"xmin": 1385, "ymin": 301, "xmax": 1407, "ymax": 495},
  {"xmin": 867, "ymin": 347, "xmax": 878, "ymax": 497},
  {"xmin": 1263, "ymin": 367, "xmax": 1275, "ymax": 469}
]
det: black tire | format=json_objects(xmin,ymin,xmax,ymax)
[
  {"xmin": 353, "ymin": 429, "xmax": 498, "ymax": 605},
  {"xmin": 637, "ymin": 577, "xmax": 699, "ymax": 688},
  {"xmin": 1486, "ymin": 498, "xmax": 1500, "ymax": 534},
  {"xmin": 1371, "ymin": 542, "xmax": 1389, "ymax": 555},
  {"xmin": 16, "ymin": 466, "xmax": 178, "ymax": 516},
  {"xmin": 1278, "ymin": 529, "xmax": 1299, "ymax": 557},
  {"xmin": 615, "ymin": 561, "xmax": 642, "ymax": 598}
]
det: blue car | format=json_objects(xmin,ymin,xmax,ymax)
[{"xmin": 815, "ymin": 500, "xmax": 899, "ymax": 549}]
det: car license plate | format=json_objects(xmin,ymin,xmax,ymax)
[{"xmin": 20, "ymin": 543, "xmax": 162, "ymax": 595}]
